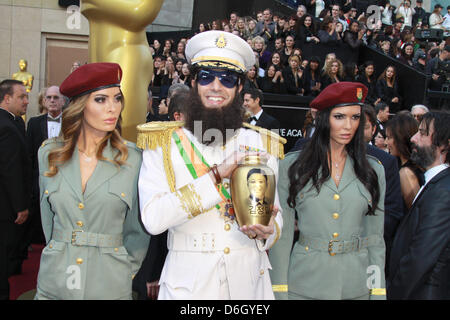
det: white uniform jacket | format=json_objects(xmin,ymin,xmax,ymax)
[{"xmin": 138, "ymin": 127, "xmax": 283, "ymax": 299}]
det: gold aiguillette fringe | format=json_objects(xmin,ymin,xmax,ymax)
[
  {"xmin": 242, "ymin": 123, "xmax": 287, "ymax": 160},
  {"xmin": 136, "ymin": 121, "xmax": 184, "ymax": 192}
]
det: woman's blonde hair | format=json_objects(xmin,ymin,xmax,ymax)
[
  {"xmin": 324, "ymin": 58, "xmax": 344, "ymax": 79},
  {"xmin": 45, "ymin": 92, "xmax": 128, "ymax": 177},
  {"xmin": 251, "ymin": 36, "xmax": 266, "ymax": 51}
]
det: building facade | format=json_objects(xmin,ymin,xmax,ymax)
[{"xmin": 0, "ymin": 0, "xmax": 193, "ymax": 118}]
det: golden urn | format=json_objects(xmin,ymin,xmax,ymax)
[{"xmin": 230, "ymin": 156, "xmax": 275, "ymax": 227}]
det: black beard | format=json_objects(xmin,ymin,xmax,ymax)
[
  {"xmin": 410, "ymin": 143, "xmax": 436, "ymax": 169},
  {"xmin": 184, "ymin": 84, "xmax": 245, "ymax": 146}
]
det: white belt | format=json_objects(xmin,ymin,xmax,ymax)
[{"xmin": 167, "ymin": 230, "xmax": 254, "ymax": 253}]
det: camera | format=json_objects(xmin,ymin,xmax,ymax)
[{"xmin": 434, "ymin": 59, "xmax": 450, "ymax": 92}]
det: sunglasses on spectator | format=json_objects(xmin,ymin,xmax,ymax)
[{"xmin": 196, "ymin": 69, "xmax": 239, "ymax": 88}]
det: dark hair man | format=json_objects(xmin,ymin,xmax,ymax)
[
  {"xmin": 375, "ymin": 102, "xmax": 390, "ymax": 132},
  {"xmin": 389, "ymin": 111, "xmax": 450, "ymax": 299},
  {"xmin": 0, "ymin": 80, "xmax": 31, "ymax": 300},
  {"xmin": 243, "ymin": 88, "xmax": 280, "ymax": 131},
  {"xmin": 363, "ymin": 105, "xmax": 404, "ymax": 277}
]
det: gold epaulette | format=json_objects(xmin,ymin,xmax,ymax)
[
  {"xmin": 136, "ymin": 121, "xmax": 184, "ymax": 192},
  {"xmin": 242, "ymin": 123, "xmax": 287, "ymax": 160},
  {"xmin": 136, "ymin": 121, "xmax": 184, "ymax": 150}
]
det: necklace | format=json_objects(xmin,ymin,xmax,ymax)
[
  {"xmin": 331, "ymin": 156, "xmax": 346, "ymax": 181},
  {"xmin": 78, "ymin": 148, "xmax": 95, "ymax": 163}
]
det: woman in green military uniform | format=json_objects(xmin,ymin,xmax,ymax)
[
  {"xmin": 269, "ymin": 82, "xmax": 386, "ymax": 300},
  {"xmin": 35, "ymin": 63, "xmax": 149, "ymax": 300}
]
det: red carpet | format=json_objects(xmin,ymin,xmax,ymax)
[{"xmin": 9, "ymin": 244, "xmax": 43, "ymax": 300}]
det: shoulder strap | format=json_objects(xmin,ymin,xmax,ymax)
[
  {"xmin": 136, "ymin": 121, "xmax": 184, "ymax": 192},
  {"xmin": 242, "ymin": 122, "xmax": 287, "ymax": 159}
]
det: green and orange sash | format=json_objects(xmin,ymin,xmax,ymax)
[{"xmin": 172, "ymin": 128, "xmax": 235, "ymax": 223}]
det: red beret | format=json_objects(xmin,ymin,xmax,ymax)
[
  {"xmin": 60, "ymin": 62, "xmax": 122, "ymax": 99},
  {"xmin": 310, "ymin": 82, "xmax": 368, "ymax": 111}
]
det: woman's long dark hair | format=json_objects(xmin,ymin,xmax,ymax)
[{"xmin": 287, "ymin": 106, "xmax": 380, "ymax": 216}]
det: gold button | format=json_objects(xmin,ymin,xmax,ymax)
[
  {"xmin": 76, "ymin": 221, "xmax": 83, "ymax": 227},
  {"xmin": 49, "ymin": 244, "xmax": 53, "ymax": 249},
  {"xmin": 78, "ymin": 203, "xmax": 84, "ymax": 210},
  {"xmin": 76, "ymin": 258, "xmax": 83, "ymax": 265},
  {"xmin": 114, "ymin": 248, "xmax": 119, "ymax": 252},
  {"xmin": 224, "ymin": 247, "xmax": 230, "ymax": 254},
  {"xmin": 223, "ymin": 182, "xmax": 229, "ymax": 189},
  {"xmin": 260, "ymin": 269, "xmax": 264, "ymax": 275},
  {"xmin": 333, "ymin": 233, "xmax": 339, "ymax": 238},
  {"xmin": 221, "ymin": 145, "xmax": 226, "ymax": 150},
  {"xmin": 44, "ymin": 190, "xmax": 49, "ymax": 195},
  {"xmin": 121, "ymin": 192, "xmax": 125, "ymax": 197},
  {"xmin": 224, "ymin": 224, "xmax": 231, "ymax": 231},
  {"xmin": 332, "ymin": 213, "xmax": 340, "ymax": 220},
  {"xmin": 131, "ymin": 274, "xmax": 135, "ymax": 280},
  {"xmin": 305, "ymin": 246, "xmax": 309, "ymax": 251},
  {"xmin": 124, "ymin": 141, "xmax": 127, "ymax": 145},
  {"xmin": 330, "ymin": 252, "xmax": 336, "ymax": 257},
  {"xmin": 333, "ymin": 194, "xmax": 340, "ymax": 200}
]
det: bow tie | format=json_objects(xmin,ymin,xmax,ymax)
[
  {"xmin": 48, "ymin": 116, "xmax": 61, "ymax": 123},
  {"xmin": 248, "ymin": 116, "xmax": 257, "ymax": 122}
]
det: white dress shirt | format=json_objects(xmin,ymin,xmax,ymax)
[
  {"xmin": 249, "ymin": 109, "xmax": 263, "ymax": 126},
  {"xmin": 47, "ymin": 114, "xmax": 62, "ymax": 138},
  {"xmin": 413, "ymin": 163, "xmax": 449, "ymax": 204}
]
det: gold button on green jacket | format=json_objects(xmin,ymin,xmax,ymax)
[
  {"xmin": 35, "ymin": 138, "xmax": 150, "ymax": 300},
  {"xmin": 269, "ymin": 151, "xmax": 386, "ymax": 300}
]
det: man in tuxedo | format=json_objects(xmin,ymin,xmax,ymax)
[
  {"xmin": 388, "ymin": 111, "xmax": 450, "ymax": 300},
  {"xmin": 363, "ymin": 105, "xmax": 404, "ymax": 278},
  {"xmin": 0, "ymin": 80, "xmax": 31, "ymax": 300},
  {"xmin": 375, "ymin": 102, "xmax": 389, "ymax": 133},
  {"xmin": 26, "ymin": 85, "xmax": 64, "ymax": 245},
  {"xmin": 243, "ymin": 88, "xmax": 280, "ymax": 131}
]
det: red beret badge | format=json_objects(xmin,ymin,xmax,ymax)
[{"xmin": 357, "ymin": 87, "xmax": 363, "ymax": 102}]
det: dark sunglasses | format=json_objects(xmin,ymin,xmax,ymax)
[{"xmin": 196, "ymin": 69, "xmax": 239, "ymax": 88}]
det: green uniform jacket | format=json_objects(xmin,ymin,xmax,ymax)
[
  {"xmin": 35, "ymin": 138, "xmax": 150, "ymax": 300},
  {"xmin": 269, "ymin": 151, "xmax": 386, "ymax": 300}
]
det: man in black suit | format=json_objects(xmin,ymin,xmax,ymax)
[
  {"xmin": 363, "ymin": 105, "xmax": 404, "ymax": 278},
  {"xmin": 375, "ymin": 102, "xmax": 389, "ymax": 134},
  {"xmin": 0, "ymin": 80, "xmax": 31, "ymax": 300},
  {"xmin": 388, "ymin": 111, "xmax": 450, "ymax": 300},
  {"xmin": 243, "ymin": 88, "xmax": 280, "ymax": 131},
  {"xmin": 26, "ymin": 85, "xmax": 64, "ymax": 245}
]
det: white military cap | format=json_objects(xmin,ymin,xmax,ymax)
[{"xmin": 185, "ymin": 30, "xmax": 255, "ymax": 73}]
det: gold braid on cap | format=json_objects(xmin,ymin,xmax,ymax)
[
  {"xmin": 136, "ymin": 121, "xmax": 184, "ymax": 192},
  {"xmin": 242, "ymin": 123, "xmax": 287, "ymax": 160}
]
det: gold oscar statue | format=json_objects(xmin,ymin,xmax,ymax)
[
  {"xmin": 230, "ymin": 156, "xmax": 276, "ymax": 227},
  {"xmin": 12, "ymin": 59, "xmax": 33, "ymax": 93},
  {"xmin": 81, "ymin": 0, "xmax": 164, "ymax": 141}
]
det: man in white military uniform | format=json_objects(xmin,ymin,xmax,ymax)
[{"xmin": 137, "ymin": 30, "xmax": 284, "ymax": 300}]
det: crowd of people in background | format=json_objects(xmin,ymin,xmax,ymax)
[{"xmin": 147, "ymin": 2, "xmax": 449, "ymax": 112}]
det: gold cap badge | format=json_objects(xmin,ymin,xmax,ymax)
[{"xmin": 215, "ymin": 34, "xmax": 227, "ymax": 48}]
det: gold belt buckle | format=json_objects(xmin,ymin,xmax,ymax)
[
  {"xmin": 328, "ymin": 239, "xmax": 338, "ymax": 256},
  {"xmin": 71, "ymin": 230, "xmax": 84, "ymax": 246}
]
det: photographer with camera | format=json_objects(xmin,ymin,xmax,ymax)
[{"xmin": 395, "ymin": 0, "xmax": 415, "ymax": 29}]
